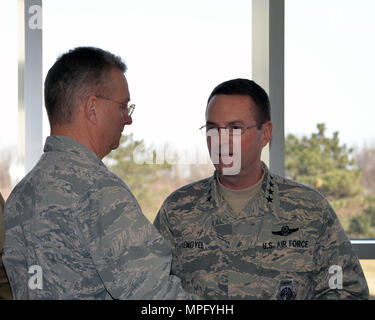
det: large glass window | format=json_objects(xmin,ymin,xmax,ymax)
[
  {"xmin": 286, "ymin": 0, "xmax": 375, "ymax": 298},
  {"xmin": 360, "ymin": 260, "xmax": 375, "ymax": 299},
  {"xmin": 0, "ymin": 0, "xmax": 22, "ymax": 202},
  {"xmin": 43, "ymin": 0, "xmax": 253, "ymax": 221},
  {"xmin": 285, "ymin": 0, "xmax": 375, "ymax": 240}
]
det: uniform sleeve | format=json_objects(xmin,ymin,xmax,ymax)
[
  {"xmin": 311, "ymin": 199, "xmax": 369, "ymax": 299},
  {"xmin": 75, "ymin": 185, "xmax": 194, "ymax": 300},
  {"xmin": 153, "ymin": 204, "xmax": 176, "ymax": 253},
  {"xmin": 153, "ymin": 204, "xmax": 184, "ymax": 279}
]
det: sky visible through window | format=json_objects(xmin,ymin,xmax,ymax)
[{"xmin": 0, "ymin": 0, "xmax": 374, "ymax": 172}]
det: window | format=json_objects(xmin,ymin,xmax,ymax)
[
  {"xmin": 0, "ymin": 0, "xmax": 22, "ymax": 201},
  {"xmin": 43, "ymin": 0, "xmax": 253, "ymax": 220},
  {"xmin": 285, "ymin": 0, "xmax": 375, "ymax": 240},
  {"xmin": 285, "ymin": 0, "xmax": 375, "ymax": 296}
]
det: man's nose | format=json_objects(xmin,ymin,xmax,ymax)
[
  {"xmin": 207, "ymin": 129, "xmax": 233, "ymax": 152},
  {"xmin": 122, "ymin": 112, "xmax": 132, "ymax": 125},
  {"xmin": 218, "ymin": 129, "xmax": 234, "ymax": 147}
]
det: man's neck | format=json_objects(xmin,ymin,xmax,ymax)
[
  {"xmin": 218, "ymin": 164, "xmax": 263, "ymax": 190},
  {"xmin": 51, "ymin": 125, "xmax": 104, "ymax": 159}
]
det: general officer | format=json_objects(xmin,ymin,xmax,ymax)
[
  {"xmin": 3, "ymin": 47, "xmax": 194, "ymax": 300},
  {"xmin": 154, "ymin": 78, "xmax": 369, "ymax": 300}
]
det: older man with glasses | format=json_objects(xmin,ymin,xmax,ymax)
[
  {"xmin": 154, "ymin": 78, "xmax": 369, "ymax": 300},
  {"xmin": 2, "ymin": 47, "xmax": 195, "ymax": 300}
]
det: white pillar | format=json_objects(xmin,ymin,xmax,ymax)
[
  {"xmin": 21, "ymin": 0, "xmax": 43, "ymax": 174},
  {"xmin": 252, "ymin": 0, "xmax": 285, "ymax": 176},
  {"xmin": 18, "ymin": 0, "xmax": 25, "ymax": 172}
]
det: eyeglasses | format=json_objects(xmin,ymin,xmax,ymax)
[
  {"xmin": 199, "ymin": 124, "xmax": 259, "ymax": 136},
  {"xmin": 95, "ymin": 95, "xmax": 135, "ymax": 117}
]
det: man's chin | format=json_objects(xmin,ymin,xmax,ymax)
[
  {"xmin": 214, "ymin": 162, "xmax": 236, "ymax": 174},
  {"xmin": 111, "ymin": 139, "xmax": 121, "ymax": 151}
]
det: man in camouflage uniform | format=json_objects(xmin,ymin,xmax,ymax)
[
  {"xmin": 154, "ymin": 78, "xmax": 369, "ymax": 300},
  {"xmin": 3, "ymin": 47, "xmax": 194, "ymax": 300}
]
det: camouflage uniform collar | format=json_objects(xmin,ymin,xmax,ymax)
[
  {"xmin": 260, "ymin": 161, "xmax": 272, "ymax": 194},
  {"xmin": 44, "ymin": 135, "xmax": 105, "ymax": 167},
  {"xmin": 209, "ymin": 161, "xmax": 270, "ymax": 197},
  {"xmin": 207, "ymin": 161, "xmax": 276, "ymax": 215}
]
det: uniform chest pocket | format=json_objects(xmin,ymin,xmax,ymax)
[
  {"xmin": 176, "ymin": 236, "xmax": 218, "ymax": 272},
  {"xmin": 229, "ymin": 218, "xmax": 263, "ymax": 252}
]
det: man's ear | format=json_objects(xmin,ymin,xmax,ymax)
[
  {"xmin": 261, "ymin": 121, "xmax": 273, "ymax": 148},
  {"xmin": 83, "ymin": 95, "xmax": 99, "ymax": 125}
]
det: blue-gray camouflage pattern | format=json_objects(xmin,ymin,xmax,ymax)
[
  {"xmin": 154, "ymin": 162, "xmax": 369, "ymax": 300},
  {"xmin": 3, "ymin": 135, "xmax": 194, "ymax": 300}
]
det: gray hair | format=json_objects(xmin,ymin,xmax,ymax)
[{"xmin": 44, "ymin": 46, "xmax": 127, "ymax": 125}]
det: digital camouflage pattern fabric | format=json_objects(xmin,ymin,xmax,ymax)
[
  {"xmin": 154, "ymin": 162, "xmax": 369, "ymax": 299},
  {"xmin": 3, "ymin": 135, "xmax": 193, "ymax": 300}
]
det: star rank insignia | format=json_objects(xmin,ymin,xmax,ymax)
[{"xmin": 266, "ymin": 175, "xmax": 274, "ymax": 203}]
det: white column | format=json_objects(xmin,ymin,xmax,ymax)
[
  {"xmin": 22, "ymin": 0, "xmax": 43, "ymax": 174},
  {"xmin": 18, "ymin": 0, "xmax": 25, "ymax": 171},
  {"xmin": 252, "ymin": 0, "xmax": 285, "ymax": 176}
]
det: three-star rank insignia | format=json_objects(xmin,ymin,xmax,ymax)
[
  {"xmin": 266, "ymin": 175, "xmax": 274, "ymax": 203},
  {"xmin": 272, "ymin": 225, "xmax": 299, "ymax": 236},
  {"xmin": 276, "ymin": 280, "xmax": 296, "ymax": 300}
]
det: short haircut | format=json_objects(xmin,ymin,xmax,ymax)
[
  {"xmin": 207, "ymin": 78, "xmax": 271, "ymax": 126},
  {"xmin": 44, "ymin": 46, "xmax": 127, "ymax": 125}
]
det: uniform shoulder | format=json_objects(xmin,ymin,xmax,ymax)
[
  {"xmin": 161, "ymin": 176, "xmax": 212, "ymax": 209},
  {"xmin": 269, "ymin": 173, "xmax": 337, "ymax": 226},
  {"xmin": 273, "ymin": 173, "xmax": 328, "ymax": 206},
  {"xmin": 5, "ymin": 163, "xmax": 43, "ymax": 208},
  {"xmin": 43, "ymin": 150, "xmax": 125, "ymax": 192}
]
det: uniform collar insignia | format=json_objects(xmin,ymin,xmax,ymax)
[{"xmin": 209, "ymin": 162, "xmax": 274, "ymax": 209}]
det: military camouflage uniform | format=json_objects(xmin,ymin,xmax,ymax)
[
  {"xmin": 3, "ymin": 135, "xmax": 193, "ymax": 300},
  {"xmin": 154, "ymin": 162, "xmax": 369, "ymax": 299}
]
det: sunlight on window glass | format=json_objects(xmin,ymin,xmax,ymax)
[
  {"xmin": 360, "ymin": 260, "xmax": 375, "ymax": 299},
  {"xmin": 0, "ymin": 0, "xmax": 22, "ymax": 201},
  {"xmin": 43, "ymin": 0, "xmax": 253, "ymax": 220},
  {"xmin": 285, "ymin": 0, "xmax": 375, "ymax": 239}
]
